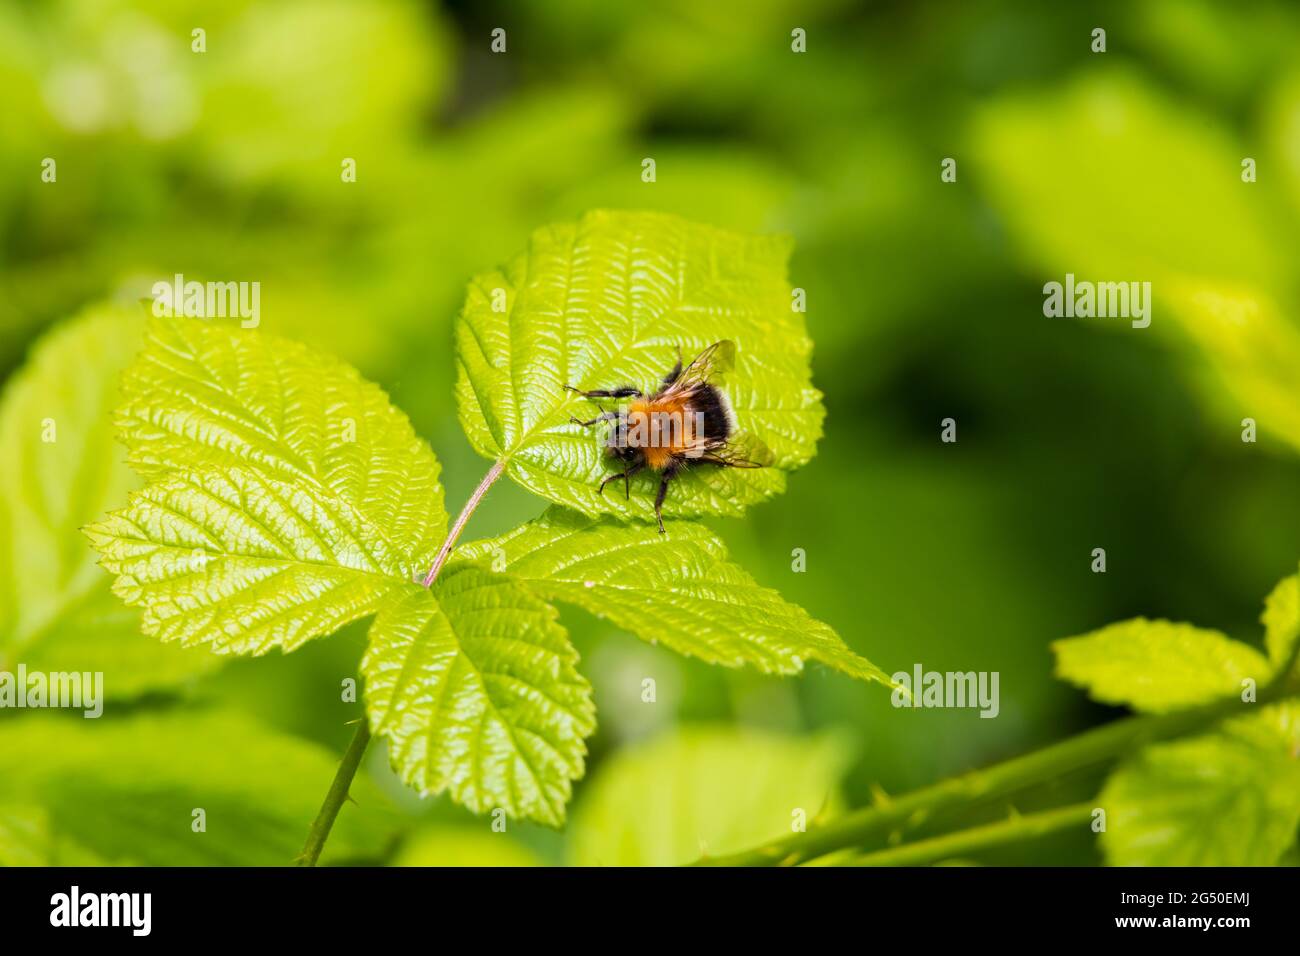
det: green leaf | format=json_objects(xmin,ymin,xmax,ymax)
[
  {"xmin": 0, "ymin": 305, "xmax": 218, "ymax": 695},
  {"xmin": 1263, "ymin": 572, "xmax": 1300, "ymax": 669},
  {"xmin": 569, "ymin": 726, "xmax": 850, "ymax": 866},
  {"xmin": 362, "ymin": 568, "xmax": 595, "ymax": 826},
  {"xmin": 0, "ymin": 804, "xmax": 106, "ymax": 867},
  {"xmin": 971, "ymin": 72, "xmax": 1283, "ymax": 287},
  {"xmin": 1100, "ymin": 703, "xmax": 1300, "ymax": 866},
  {"xmin": 85, "ymin": 465, "xmax": 415, "ymax": 655},
  {"xmin": 0, "ymin": 805, "xmax": 48, "ymax": 867},
  {"xmin": 392, "ymin": 825, "xmax": 543, "ymax": 867},
  {"xmin": 90, "ymin": 316, "xmax": 600, "ymax": 824},
  {"xmin": 454, "ymin": 209, "xmax": 822, "ymax": 521},
  {"xmin": 1053, "ymin": 619, "xmax": 1268, "ymax": 713},
  {"xmin": 0, "ymin": 709, "xmax": 395, "ymax": 866},
  {"xmin": 970, "ymin": 72, "xmax": 1300, "ymax": 453},
  {"xmin": 88, "ymin": 316, "xmax": 450, "ymax": 655},
  {"xmin": 1153, "ymin": 281, "xmax": 1300, "ymax": 456},
  {"xmin": 116, "ymin": 316, "xmax": 446, "ymax": 571},
  {"xmin": 453, "ymin": 507, "xmax": 892, "ymax": 684},
  {"xmin": 194, "ymin": 0, "xmax": 449, "ymax": 187}
]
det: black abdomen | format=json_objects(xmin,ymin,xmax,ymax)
[{"xmin": 695, "ymin": 384, "xmax": 732, "ymax": 441}]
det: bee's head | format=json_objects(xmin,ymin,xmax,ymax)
[{"xmin": 605, "ymin": 443, "xmax": 638, "ymax": 463}]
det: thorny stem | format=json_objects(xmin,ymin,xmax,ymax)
[
  {"xmin": 696, "ymin": 668, "xmax": 1300, "ymax": 867},
  {"xmin": 298, "ymin": 721, "xmax": 372, "ymax": 866},
  {"xmin": 847, "ymin": 802, "xmax": 1095, "ymax": 867},
  {"xmin": 297, "ymin": 460, "xmax": 507, "ymax": 865}
]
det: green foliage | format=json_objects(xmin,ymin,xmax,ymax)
[
  {"xmin": 454, "ymin": 209, "xmax": 821, "ymax": 521},
  {"xmin": 971, "ymin": 70, "xmax": 1300, "ymax": 453},
  {"xmin": 392, "ymin": 825, "xmax": 543, "ymax": 867},
  {"xmin": 0, "ymin": 0, "xmax": 447, "ymax": 185},
  {"xmin": 978, "ymin": 71, "xmax": 1300, "ymax": 852},
  {"xmin": 1263, "ymin": 574, "xmax": 1300, "ymax": 667},
  {"xmin": 6, "ymin": 0, "xmax": 1300, "ymax": 871},
  {"xmin": 362, "ymin": 570, "xmax": 594, "ymax": 826},
  {"xmin": 0, "ymin": 805, "xmax": 105, "ymax": 866},
  {"xmin": 81, "ymin": 317, "xmax": 589, "ymax": 825},
  {"xmin": 1100, "ymin": 703, "xmax": 1300, "ymax": 866},
  {"xmin": 454, "ymin": 507, "xmax": 891, "ymax": 684},
  {"xmin": 1055, "ymin": 571, "xmax": 1300, "ymax": 715},
  {"xmin": 0, "ymin": 806, "xmax": 48, "ymax": 867},
  {"xmin": 115, "ymin": 317, "xmax": 447, "ymax": 566},
  {"xmin": 568, "ymin": 726, "xmax": 850, "ymax": 866},
  {"xmin": 193, "ymin": 0, "xmax": 446, "ymax": 185},
  {"xmin": 1053, "ymin": 619, "xmax": 1268, "ymax": 713},
  {"xmin": 0, "ymin": 709, "xmax": 393, "ymax": 866},
  {"xmin": 1054, "ymin": 570, "xmax": 1300, "ymax": 866},
  {"xmin": 82, "ymin": 211, "xmax": 877, "ymax": 829},
  {"xmin": 0, "ymin": 306, "xmax": 217, "ymax": 695},
  {"xmin": 971, "ymin": 72, "xmax": 1282, "ymax": 285},
  {"xmin": 87, "ymin": 317, "xmax": 447, "ymax": 654},
  {"xmin": 80, "ymin": 316, "xmax": 591, "ymax": 824},
  {"xmin": 86, "ymin": 465, "xmax": 418, "ymax": 654}
]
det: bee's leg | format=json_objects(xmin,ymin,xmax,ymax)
[
  {"xmin": 622, "ymin": 461, "xmax": 644, "ymax": 500},
  {"xmin": 564, "ymin": 385, "xmax": 642, "ymax": 399},
  {"xmin": 597, "ymin": 461, "xmax": 643, "ymax": 497},
  {"xmin": 653, "ymin": 465, "xmax": 678, "ymax": 533},
  {"xmin": 570, "ymin": 408, "xmax": 619, "ymax": 427}
]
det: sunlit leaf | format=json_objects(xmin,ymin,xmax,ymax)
[
  {"xmin": 85, "ymin": 465, "xmax": 414, "ymax": 655},
  {"xmin": 1100, "ymin": 703, "xmax": 1300, "ymax": 865},
  {"xmin": 454, "ymin": 507, "xmax": 892, "ymax": 685},
  {"xmin": 88, "ymin": 316, "xmax": 451, "ymax": 655},
  {"xmin": 971, "ymin": 71, "xmax": 1300, "ymax": 453},
  {"xmin": 392, "ymin": 825, "xmax": 543, "ymax": 867},
  {"xmin": 1053, "ymin": 619, "xmax": 1268, "ymax": 713},
  {"xmin": 1161, "ymin": 281, "xmax": 1300, "ymax": 454},
  {"xmin": 569, "ymin": 726, "xmax": 850, "ymax": 866},
  {"xmin": 0, "ymin": 709, "xmax": 395, "ymax": 866},
  {"xmin": 117, "ymin": 316, "xmax": 446, "ymax": 569},
  {"xmin": 454, "ymin": 209, "xmax": 822, "ymax": 521},
  {"xmin": 197, "ymin": 0, "xmax": 449, "ymax": 184},
  {"xmin": 0, "ymin": 306, "xmax": 218, "ymax": 695},
  {"xmin": 0, "ymin": 804, "xmax": 107, "ymax": 867},
  {"xmin": 362, "ymin": 569, "xmax": 595, "ymax": 827},
  {"xmin": 971, "ymin": 70, "xmax": 1284, "ymax": 287},
  {"xmin": 1262, "ymin": 572, "xmax": 1300, "ymax": 669}
]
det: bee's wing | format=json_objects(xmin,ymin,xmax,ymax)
[
  {"xmin": 702, "ymin": 432, "xmax": 775, "ymax": 468},
  {"xmin": 663, "ymin": 340, "xmax": 736, "ymax": 396}
]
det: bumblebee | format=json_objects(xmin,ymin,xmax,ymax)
[{"xmin": 566, "ymin": 340, "xmax": 767, "ymax": 532}]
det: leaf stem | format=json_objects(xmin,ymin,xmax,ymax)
[
  {"xmin": 297, "ymin": 721, "xmax": 371, "ymax": 866},
  {"xmin": 695, "ymin": 682, "xmax": 1299, "ymax": 867},
  {"xmin": 298, "ymin": 459, "xmax": 508, "ymax": 865},
  {"xmin": 421, "ymin": 459, "xmax": 506, "ymax": 586},
  {"xmin": 847, "ymin": 802, "xmax": 1094, "ymax": 867}
]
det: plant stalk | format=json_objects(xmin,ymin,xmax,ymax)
[
  {"xmin": 422, "ymin": 459, "xmax": 506, "ymax": 586},
  {"xmin": 696, "ymin": 678, "xmax": 1299, "ymax": 867},
  {"xmin": 298, "ymin": 721, "xmax": 372, "ymax": 866},
  {"xmin": 297, "ymin": 459, "xmax": 507, "ymax": 865},
  {"xmin": 847, "ymin": 802, "xmax": 1094, "ymax": 867}
]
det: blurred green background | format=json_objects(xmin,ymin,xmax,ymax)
[{"xmin": 2, "ymin": 0, "xmax": 1299, "ymax": 866}]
